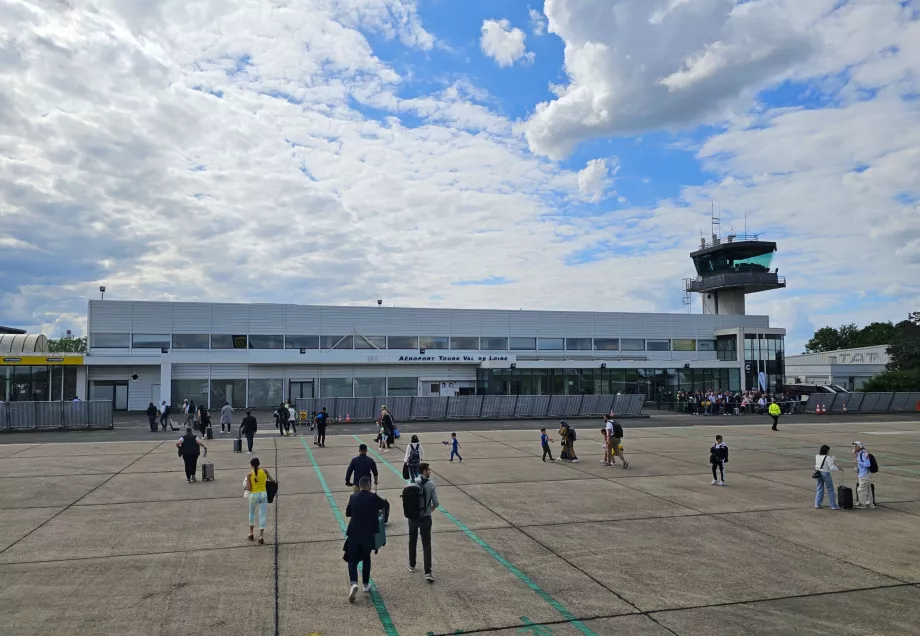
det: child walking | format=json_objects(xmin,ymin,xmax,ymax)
[
  {"xmin": 540, "ymin": 428, "xmax": 555, "ymax": 462},
  {"xmin": 448, "ymin": 432, "xmax": 462, "ymax": 462},
  {"xmin": 377, "ymin": 422, "xmax": 388, "ymax": 452},
  {"xmin": 710, "ymin": 435, "xmax": 728, "ymax": 486}
]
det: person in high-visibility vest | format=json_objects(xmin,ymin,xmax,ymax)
[{"xmin": 769, "ymin": 401, "xmax": 781, "ymax": 431}]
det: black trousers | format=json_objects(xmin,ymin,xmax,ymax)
[
  {"xmin": 148, "ymin": 415, "xmax": 157, "ymax": 432},
  {"xmin": 711, "ymin": 461, "xmax": 724, "ymax": 481},
  {"xmin": 542, "ymin": 443, "xmax": 554, "ymax": 461},
  {"xmin": 317, "ymin": 426, "xmax": 327, "ymax": 446},
  {"xmin": 245, "ymin": 432, "xmax": 254, "ymax": 452},
  {"xmin": 347, "ymin": 540, "xmax": 372, "ymax": 585},
  {"xmin": 408, "ymin": 515, "xmax": 433, "ymax": 574},
  {"xmin": 183, "ymin": 454, "xmax": 199, "ymax": 479},
  {"xmin": 771, "ymin": 415, "xmax": 779, "ymax": 429}
]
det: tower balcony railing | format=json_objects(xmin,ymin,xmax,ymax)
[{"xmin": 685, "ymin": 272, "xmax": 786, "ymax": 293}]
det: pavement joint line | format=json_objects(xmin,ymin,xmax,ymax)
[
  {"xmin": 356, "ymin": 435, "xmax": 603, "ymax": 636},
  {"xmin": 550, "ymin": 452, "xmax": 914, "ymax": 588},
  {"xmin": 298, "ymin": 437, "xmax": 399, "ymax": 636},
  {"xmin": 273, "ymin": 437, "xmax": 280, "ymax": 636},
  {"xmin": 0, "ymin": 439, "xmax": 168, "ymax": 556}
]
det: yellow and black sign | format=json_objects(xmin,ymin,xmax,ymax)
[{"xmin": 0, "ymin": 356, "xmax": 84, "ymax": 366}]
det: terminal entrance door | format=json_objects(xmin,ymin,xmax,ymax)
[{"xmin": 289, "ymin": 381, "xmax": 314, "ymax": 400}]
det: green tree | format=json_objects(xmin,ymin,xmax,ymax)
[
  {"xmin": 887, "ymin": 314, "xmax": 920, "ymax": 372},
  {"xmin": 862, "ymin": 369, "xmax": 920, "ymax": 392},
  {"xmin": 47, "ymin": 335, "xmax": 87, "ymax": 353},
  {"xmin": 805, "ymin": 326, "xmax": 844, "ymax": 353},
  {"xmin": 853, "ymin": 321, "xmax": 898, "ymax": 348}
]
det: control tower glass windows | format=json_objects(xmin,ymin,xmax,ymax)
[{"xmin": 693, "ymin": 247, "xmax": 776, "ymax": 276}]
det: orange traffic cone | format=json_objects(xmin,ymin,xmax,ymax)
[
  {"xmin": 817, "ymin": 404, "xmax": 824, "ymax": 415},
  {"xmin": 346, "ymin": 413, "xmax": 352, "ymax": 423}
]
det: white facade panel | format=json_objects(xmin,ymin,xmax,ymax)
[
  {"xmin": 670, "ymin": 315, "xmax": 698, "ymax": 339},
  {"xmin": 386, "ymin": 308, "xmax": 420, "ymax": 336},
  {"xmin": 591, "ymin": 313, "xmax": 620, "ymax": 337},
  {"xmin": 209, "ymin": 364, "xmax": 249, "ymax": 379},
  {"xmin": 132, "ymin": 302, "xmax": 173, "ymax": 333},
  {"xmin": 418, "ymin": 309, "xmax": 451, "ymax": 336},
  {"xmin": 619, "ymin": 315, "xmax": 647, "ymax": 338},
  {"xmin": 172, "ymin": 303, "xmax": 211, "ymax": 333},
  {"xmin": 449, "ymin": 310, "xmax": 484, "ymax": 336},
  {"xmin": 321, "ymin": 307, "xmax": 360, "ymax": 333},
  {"xmin": 89, "ymin": 366, "xmax": 129, "ymax": 381},
  {"xmin": 172, "ymin": 364, "xmax": 210, "ymax": 379},
  {"xmin": 210, "ymin": 304, "xmax": 248, "ymax": 333},
  {"xmin": 644, "ymin": 315, "xmax": 672, "ymax": 337},
  {"xmin": 509, "ymin": 311, "xmax": 541, "ymax": 335},
  {"xmin": 128, "ymin": 367, "xmax": 160, "ymax": 411},
  {"xmin": 248, "ymin": 365, "xmax": 285, "ymax": 379},
  {"xmin": 89, "ymin": 301, "xmax": 132, "ymax": 332},
  {"xmin": 562, "ymin": 312, "xmax": 592, "ymax": 337},
  {"xmin": 477, "ymin": 311, "xmax": 510, "ymax": 336},
  {"xmin": 249, "ymin": 305, "xmax": 285, "ymax": 334},
  {"xmin": 350, "ymin": 307, "xmax": 388, "ymax": 334},
  {"xmin": 285, "ymin": 306, "xmax": 323, "ymax": 334}
]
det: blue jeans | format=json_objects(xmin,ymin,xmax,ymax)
[
  {"xmin": 248, "ymin": 491, "xmax": 268, "ymax": 528},
  {"xmin": 408, "ymin": 464, "xmax": 420, "ymax": 482},
  {"xmin": 815, "ymin": 472, "xmax": 837, "ymax": 509}
]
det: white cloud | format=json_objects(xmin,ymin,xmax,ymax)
[
  {"xmin": 529, "ymin": 7, "xmax": 546, "ymax": 36},
  {"xmin": 577, "ymin": 158, "xmax": 616, "ymax": 202},
  {"xmin": 480, "ymin": 18, "xmax": 534, "ymax": 68},
  {"xmin": 525, "ymin": 0, "xmax": 819, "ymax": 159}
]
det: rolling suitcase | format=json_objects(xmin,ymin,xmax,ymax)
[
  {"xmin": 233, "ymin": 438, "xmax": 243, "ymax": 453},
  {"xmin": 201, "ymin": 462, "xmax": 215, "ymax": 481},
  {"xmin": 373, "ymin": 512, "xmax": 387, "ymax": 552},
  {"xmin": 205, "ymin": 426, "xmax": 214, "ymax": 440},
  {"xmin": 837, "ymin": 485, "xmax": 853, "ymax": 510},
  {"xmin": 856, "ymin": 483, "xmax": 876, "ymax": 506}
]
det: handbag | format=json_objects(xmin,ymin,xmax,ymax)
[
  {"xmin": 812, "ymin": 455, "xmax": 827, "ymax": 479},
  {"xmin": 266, "ymin": 480, "xmax": 278, "ymax": 504},
  {"xmin": 402, "ymin": 462, "xmax": 410, "ymax": 480}
]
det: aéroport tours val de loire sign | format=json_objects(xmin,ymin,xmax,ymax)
[{"xmin": 395, "ymin": 355, "xmax": 511, "ymax": 363}]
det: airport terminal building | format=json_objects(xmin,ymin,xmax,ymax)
[{"xmin": 0, "ymin": 238, "xmax": 788, "ymax": 411}]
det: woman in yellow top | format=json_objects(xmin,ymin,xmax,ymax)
[{"xmin": 246, "ymin": 457, "xmax": 274, "ymax": 544}]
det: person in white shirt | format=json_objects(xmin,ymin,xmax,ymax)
[
  {"xmin": 287, "ymin": 402, "xmax": 298, "ymax": 435},
  {"xmin": 403, "ymin": 435, "xmax": 424, "ymax": 482},
  {"xmin": 815, "ymin": 445, "xmax": 844, "ymax": 510}
]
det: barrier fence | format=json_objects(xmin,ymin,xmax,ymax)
[
  {"xmin": 0, "ymin": 400, "xmax": 115, "ymax": 431},
  {"xmin": 660, "ymin": 400, "xmax": 804, "ymax": 415},
  {"xmin": 804, "ymin": 392, "xmax": 920, "ymax": 414},
  {"xmin": 294, "ymin": 394, "xmax": 645, "ymax": 422}
]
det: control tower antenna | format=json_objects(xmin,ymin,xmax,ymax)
[{"xmin": 711, "ymin": 201, "xmax": 721, "ymax": 243}]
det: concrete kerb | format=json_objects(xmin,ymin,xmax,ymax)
[{"xmin": 355, "ymin": 434, "xmax": 601, "ymax": 636}]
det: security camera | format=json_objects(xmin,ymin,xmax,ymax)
[
  {"xmin": 377, "ymin": 299, "xmax": 382, "ymax": 306},
  {"xmin": 99, "ymin": 285, "xmax": 106, "ymax": 293}
]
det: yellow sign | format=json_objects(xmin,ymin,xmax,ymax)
[{"xmin": 0, "ymin": 355, "xmax": 84, "ymax": 366}]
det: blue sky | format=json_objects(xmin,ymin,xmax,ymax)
[{"xmin": 0, "ymin": 0, "xmax": 918, "ymax": 354}]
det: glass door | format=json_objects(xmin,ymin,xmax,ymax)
[{"xmin": 289, "ymin": 381, "xmax": 314, "ymax": 400}]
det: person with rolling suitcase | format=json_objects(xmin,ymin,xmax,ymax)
[
  {"xmin": 239, "ymin": 410, "xmax": 258, "ymax": 454},
  {"xmin": 814, "ymin": 444, "xmax": 843, "ymax": 510},
  {"xmin": 176, "ymin": 427, "xmax": 207, "ymax": 483},
  {"xmin": 344, "ymin": 476, "xmax": 388, "ymax": 601}
]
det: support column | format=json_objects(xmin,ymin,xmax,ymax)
[
  {"xmin": 76, "ymin": 367, "xmax": 88, "ymax": 401},
  {"xmin": 160, "ymin": 362, "xmax": 172, "ymax": 408}
]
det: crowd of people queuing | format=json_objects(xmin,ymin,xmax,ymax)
[{"xmin": 671, "ymin": 389, "xmax": 799, "ymax": 416}]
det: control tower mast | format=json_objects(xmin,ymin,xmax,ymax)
[{"xmin": 683, "ymin": 232, "xmax": 786, "ymax": 316}]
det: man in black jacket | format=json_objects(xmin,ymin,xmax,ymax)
[
  {"xmin": 345, "ymin": 444, "xmax": 378, "ymax": 492},
  {"xmin": 344, "ymin": 476, "xmax": 387, "ymax": 602},
  {"xmin": 239, "ymin": 410, "xmax": 258, "ymax": 454}
]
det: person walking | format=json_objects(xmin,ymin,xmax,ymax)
[
  {"xmin": 276, "ymin": 402, "xmax": 289, "ymax": 437},
  {"xmin": 852, "ymin": 441, "xmax": 875, "ymax": 509},
  {"xmin": 245, "ymin": 456, "xmax": 274, "ymax": 544},
  {"xmin": 769, "ymin": 401, "xmax": 781, "ymax": 431},
  {"xmin": 183, "ymin": 399, "xmax": 194, "ymax": 427},
  {"xmin": 815, "ymin": 444, "xmax": 843, "ymax": 510},
  {"xmin": 176, "ymin": 427, "xmax": 207, "ymax": 483},
  {"xmin": 408, "ymin": 463, "xmax": 439, "ymax": 583},
  {"xmin": 239, "ymin": 409, "xmax": 258, "ymax": 454},
  {"xmin": 159, "ymin": 401, "xmax": 172, "ymax": 431},
  {"xmin": 600, "ymin": 427, "xmax": 612, "ymax": 466},
  {"xmin": 315, "ymin": 407, "xmax": 329, "ymax": 447},
  {"xmin": 146, "ymin": 402, "xmax": 158, "ymax": 432},
  {"xmin": 345, "ymin": 476, "xmax": 388, "ymax": 602},
  {"xmin": 198, "ymin": 403, "xmax": 211, "ymax": 438},
  {"xmin": 609, "ymin": 418, "xmax": 628, "ymax": 469},
  {"xmin": 346, "ymin": 444, "xmax": 379, "ymax": 492},
  {"xmin": 219, "ymin": 402, "xmax": 234, "ymax": 434},
  {"xmin": 559, "ymin": 421, "xmax": 578, "ymax": 462},
  {"xmin": 539, "ymin": 428, "xmax": 555, "ymax": 462},
  {"xmin": 448, "ymin": 432, "xmax": 462, "ymax": 462},
  {"xmin": 710, "ymin": 435, "xmax": 728, "ymax": 486},
  {"xmin": 380, "ymin": 406, "xmax": 395, "ymax": 449},
  {"xmin": 404, "ymin": 435, "xmax": 424, "ymax": 482},
  {"xmin": 287, "ymin": 402, "xmax": 298, "ymax": 435}
]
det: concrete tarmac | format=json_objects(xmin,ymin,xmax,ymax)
[{"xmin": 1, "ymin": 414, "xmax": 919, "ymax": 635}]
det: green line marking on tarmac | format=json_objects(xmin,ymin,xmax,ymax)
[
  {"xmin": 356, "ymin": 435, "xmax": 597, "ymax": 636},
  {"xmin": 299, "ymin": 438, "xmax": 399, "ymax": 636}
]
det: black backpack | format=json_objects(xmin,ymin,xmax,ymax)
[
  {"xmin": 188, "ymin": 401, "xmax": 196, "ymax": 413},
  {"xmin": 401, "ymin": 479, "xmax": 427, "ymax": 521},
  {"xmin": 612, "ymin": 422, "xmax": 624, "ymax": 438},
  {"xmin": 408, "ymin": 444, "xmax": 421, "ymax": 466},
  {"xmin": 868, "ymin": 453, "xmax": 879, "ymax": 473},
  {"xmin": 568, "ymin": 426, "xmax": 577, "ymax": 441}
]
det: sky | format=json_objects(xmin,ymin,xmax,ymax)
[{"xmin": 0, "ymin": 0, "xmax": 918, "ymax": 353}]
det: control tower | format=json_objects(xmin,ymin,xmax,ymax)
[{"xmin": 684, "ymin": 234, "xmax": 785, "ymax": 315}]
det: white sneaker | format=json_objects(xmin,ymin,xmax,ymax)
[
  {"xmin": 247, "ymin": 451, "xmax": 252, "ymax": 455},
  {"xmin": 363, "ymin": 584, "xmax": 371, "ymax": 593},
  {"xmin": 348, "ymin": 583, "xmax": 358, "ymax": 603},
  {"xmin": 407, "ymin": 566, "xmax": 416, "ymax": 573},
  {"xmin": 718, "ymin": 481, "xmax": 726, "ymax": 486},
  {"xmin": 571, "ymin": 459, "xmax": 579, "ymax": 463},
  {"xmin": 710, "ymin": 480, "xmax": 718, "ymax": 485}
]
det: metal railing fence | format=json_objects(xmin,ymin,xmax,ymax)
[
  {"xmin": 805, "ymin": 392, "xmax": 920, "ymax": 414},
  {"xmin": 294, "ymin": 394, "xmax": 645, "ymax": 422},
  {"xmin": 0, "ymin": 400, "xmax": 114, "ymax": 431}
]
